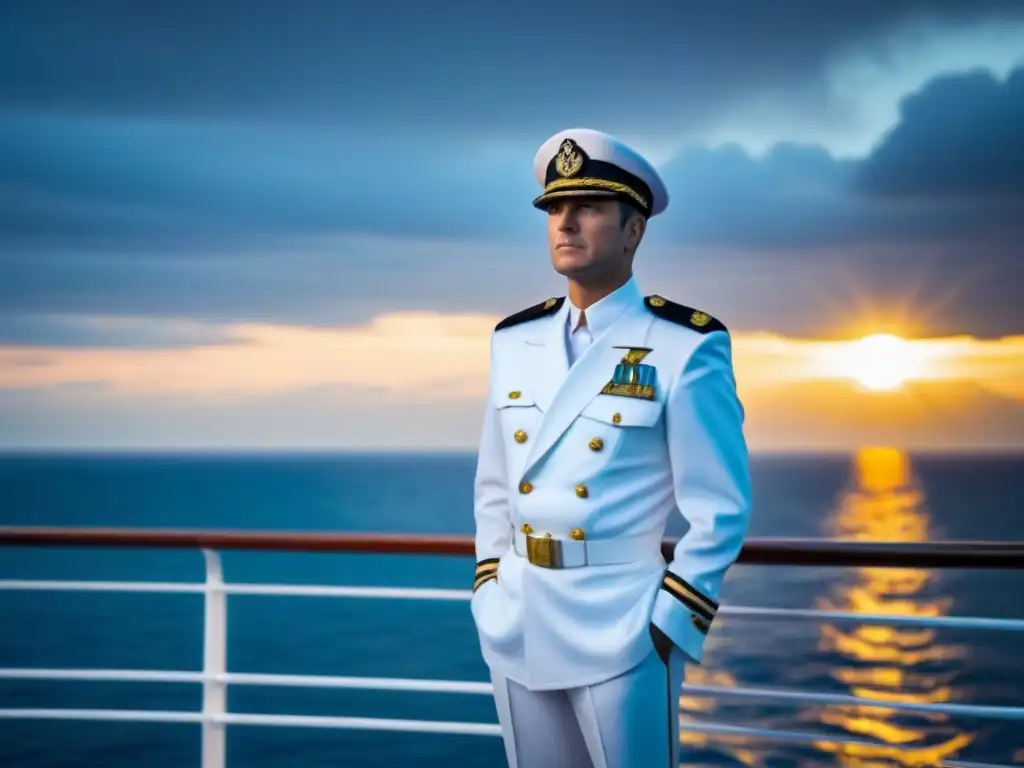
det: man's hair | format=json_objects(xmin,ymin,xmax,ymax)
[{"xmin": 619, "ymin": 200, "xmax": 643, "ymax": 228}]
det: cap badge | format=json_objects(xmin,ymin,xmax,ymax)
[{"xmin": 554, "ymin": 139, "xmax": 584, "ymax": 178}]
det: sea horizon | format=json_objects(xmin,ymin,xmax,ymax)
[{"xmin": 1, "ymin": 446, "xmax": 1021, "ymax": 459}]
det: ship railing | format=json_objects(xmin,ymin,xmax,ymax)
[{"xmin": 0, "ymin": 527, "xmax": 1022, "ymax": 768}]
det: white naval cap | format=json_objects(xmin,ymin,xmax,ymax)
[{"xmin": 531, "ymin": 128, "xmax": 669, "ymax": 218}]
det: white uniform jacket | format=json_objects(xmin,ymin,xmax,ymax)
[{"xmin": 471, "ymin": 290, "xmax": 752, "ymax": 691}]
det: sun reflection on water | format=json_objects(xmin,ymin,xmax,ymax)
[
  {"xmin": 810, "ymin": 446, "xmax": 973, "ymax": 766},
  {"xmin": 678, "ymin": 665, "xmax": 764, "ymax": 768},
  {"xmin": 675, "ymin": 446, "xmax": 975, "ymax": 766}
]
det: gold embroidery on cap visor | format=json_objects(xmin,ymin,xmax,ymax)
[{"xmin": 533, "ymin": 177, "xmax": 649, "ymax": 212}]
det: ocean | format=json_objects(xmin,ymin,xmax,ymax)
[{"xmin": 0, "ymin": 449, "xmax": 1022, "ymax": 767}]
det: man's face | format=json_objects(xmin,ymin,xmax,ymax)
[{"xmin": 546, "ymin": 197, "xmax": 639, "ymax": 281}]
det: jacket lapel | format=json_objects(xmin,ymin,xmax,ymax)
[
  {"xmin": 522, "ymin": 302, "xmax": 569, "ymax": 413},
  {"xmin": 521, "ymin": 304, "xmax": 654, "ymax": 477}
]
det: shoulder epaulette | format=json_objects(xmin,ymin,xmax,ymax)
[
  {"xmin": 644, "ymin": 295, "xmax": 727, "ymax": 334},
  {"xmin": 495, "ymin": 296, "xmax": 565, "ymax": 331}
]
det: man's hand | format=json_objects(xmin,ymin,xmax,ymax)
[{"xmin": 649, "ymin": 622, "xmax": 673, "ymax": 665}]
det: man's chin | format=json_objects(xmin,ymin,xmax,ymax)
[{"xmin": 550, "ymin": 251, "xmax": 594, "ymax": 278}]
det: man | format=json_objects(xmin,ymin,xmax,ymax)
[{"xmin": 470, "ymin": 127, "xmax": 752, "ymax": 767}]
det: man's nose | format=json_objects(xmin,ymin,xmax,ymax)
[{"xmin": 558, "ymin": 210, "xmax": 579, "ymax": 230}]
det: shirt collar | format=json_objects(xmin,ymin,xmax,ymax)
[{"xmin": 566, "ymin": 275, "xmax": 642, "ymax": 337}]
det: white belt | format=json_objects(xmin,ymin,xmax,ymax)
[{"xmin": 512, "ymin": 528, "xmax": 662, "ymax": 569}]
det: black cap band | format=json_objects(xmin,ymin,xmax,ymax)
[{"xmin": 532, "ymin": 138, "xmax": 652, "ymax": 216}]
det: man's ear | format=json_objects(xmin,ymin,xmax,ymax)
[{"xmin": 626, "ymin": 213, "xmax": 646, "ymax": 250}]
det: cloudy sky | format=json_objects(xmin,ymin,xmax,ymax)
[{"xmin": 1, "ymin": 0, "xmax": 1022, "ymax": 451}]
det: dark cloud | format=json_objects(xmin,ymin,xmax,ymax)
[
  {"xmin": 0, "ymin": 117, "xmax": 538, "ymax": 245},
  {"xmin": 857, "ymin": 68, "xmax": 1024, "ymax": 198},
  {"xmin": 649, "ymin": 142, "xmax": 1024, "ymax": 249},
  {"xmin": 1, "ymin": 55, "xmax": 1022, "ymax": 339},
  {"xmin": 653, "ymin": 68, "xmax": 1024, "ymax": 248},
  {"xmin": 0, "ymin": 315, "xmax": 241, "ymax": 348},
  {"xmin": 653, "ymin": 144, "xmax": 865, "ymax": 248},
  {"xmin": 0, "ymin": 233, "xmax": 558, "ymax": 331},
  {"xmin": 3, "ymin": 66, "xmax": 1022, "ymax": 253},
  {"xmin": 1, "ymin": 0, "xmax": 1022, "ymax": 138},
  {"xmin": 639, "ymin": 240, "xmax": 1024, "ymax": 340},
  {"xmin": 3, "ymin": 234, "xmax": 1020, "ymax": 341}
]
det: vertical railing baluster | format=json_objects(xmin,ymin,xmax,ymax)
[{"xmin": 201, "ymin": 549, "xmax": 227, "ymax": 768}]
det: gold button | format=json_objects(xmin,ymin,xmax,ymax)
[
  {"xmin": 519, "ymin": 481, "xmax": 533, "ymax": 494},
  {"xmin": 588, "ymin": 437, "xmax": 603, "ymax": 451},
  {"xmin": 514, "ymin": 430, "xmax": 528, "ymax": 443},
  {"xmin": 570, "ymin": 528, "xmax": 584, "ymax": 540},
  {"xmin": 508, "ymin": 390, "xmax": 521, "ymax": 400},
  {"xmin": 611, "ymin": 412, "xmax": 621, "ymax": 425},
  {"xmin": 520, "ymin": 523, "xmax": 533, "ymax": 534},
  {"xmin": 575, "ymin": 484, "xmax": 588, "ymax": 498}
]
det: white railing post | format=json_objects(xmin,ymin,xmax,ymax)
[{"xmin": 201, "ymin": 549, "xmax": 227, "ymax": 768}]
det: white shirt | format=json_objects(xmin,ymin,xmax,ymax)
[{"xmin": 565, "ymin": 275, "xmax": 643, "ymax": 365}]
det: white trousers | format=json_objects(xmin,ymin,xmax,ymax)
[{"xmin": 489, "ymin": 647, "xmax": 687, "ymax": 768}]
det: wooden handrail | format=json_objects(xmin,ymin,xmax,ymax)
[{"xmin": 0, "ymin": 527, "xmax": 1022, "ymax": 568}]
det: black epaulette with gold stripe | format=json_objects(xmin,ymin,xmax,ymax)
[
  {"xmin": 644, "ymin": 295, "xmax": 727, "ymax": 335},
  {"xmin": 473, "ymin": 558, "xmax": 499, "ymax": 592},
  {"xmin": 495, "ymin": 296, "xmax": 565, "ymax": 331},
  {"xmin": 660, "ymin": 571, "xmax": 718, "ymax": 634}
]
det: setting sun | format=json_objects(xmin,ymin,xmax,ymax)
[{"xmin": 843, "ymin": 334, "xmax": 921, "ymax": 391}]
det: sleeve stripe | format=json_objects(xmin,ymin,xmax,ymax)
[
  {"xmin": 661, "ymin": 579, "xmax": 714, "ymax": 621},
  {"xmin": 663, "ymin": 571, "xmax": 719, "ymax": 610},
  {"xmin": 474, "ymin": 560, "xmax": 499, "ymax": 577},
  {"xmin": 473, "ymin": 572, "xmax": 497, "ymax": 592},
  {"xmin": 473, "ymin": 558, "xmax": 500, "ymax": 592},
  {"xmin": 661, "ymin": 572, "xmax": 717, "ymax": 621}
]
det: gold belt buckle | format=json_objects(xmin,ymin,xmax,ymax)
[{"xmin": 526, "ymin": 533, "xmax": 562, "ymax": 568}]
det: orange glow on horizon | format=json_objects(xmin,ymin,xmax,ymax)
[
  {"xmin": 0, "ymin": 313, "xmax": 1020, "ymax": 396},
  {"xmin": 0, "ymin": 313, "xmax": 1021, "ymax": 450}
]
